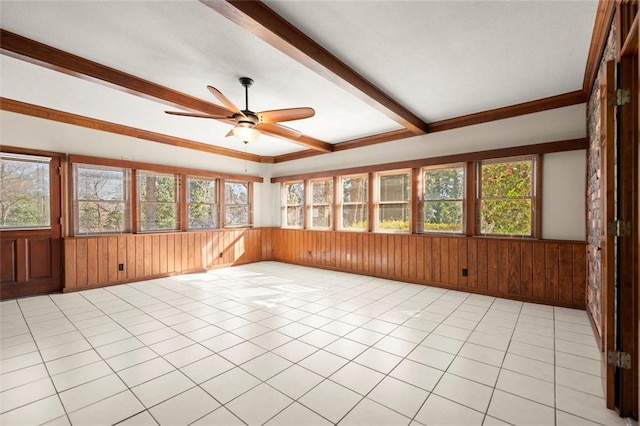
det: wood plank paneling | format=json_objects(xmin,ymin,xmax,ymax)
[
  {"xmin": 76, "ymin": 239, "xmax": 88, "ymax": 287},
  {"xmin": 521, "ymin": 242, "xmax": 533, "ymax": 297},
  {"xmin": 63, "ymin": 229, "xmax": 587, "ymax": 309},
  {"xmin": 508, "ymin": 241, "xmax": 521, "ymax": 295},
  {"xmin": 545, "ymin": 243, "xmax": 559, "ymax": 301},
  {"xmin": 559, "ymin": 243, "xmax": 574, "ymax": 305},
  {"xmin": 266, "ymin": 229, "xmax": 587, "ymax": 309},
  {"xmin": 63, "ymin": 229, "xmax": 266, "ymax": 292}
]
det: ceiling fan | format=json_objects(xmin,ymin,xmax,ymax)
[{"xmin": 165, "ymin": 77, "xmax": 315, "ymax": 144}]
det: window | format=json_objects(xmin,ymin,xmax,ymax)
[
  {"xmin": 225, "ymin": 181, "xmax": 251, "ymax": 227},
  {"xmin": 309, "ymin": 179, "xmax": 333, "ymax": 229},
  {"xmin": 422, "ymin": 164, "xmax": 464, "ymax": 233},
  {"xmin": 0, "ymin": 153, "xmax": 50, "ymax": 229},
  {"xmin": 282, "ymin": 181, "xmax": 304, "ymax": 228},
  {"xmin": 187, "ymin": 177, "xmax": 219, "ymax": 229},
  {"xmin": 375, "ymin": 170, "xmax": 410, "ymax": 232},
  {"xmin": 478, "ymin": 156, "xmax": 536, "ymax": 236},
  {"xmin": 75, "ymin": 164, "xmax": 130, "ymax": 234},
  {"xmin": 137, "ymin": 171, "xmax": 179, "ymax": 231},
  {"xmin": 339, "ymin": 174, "xmax": 368, "ymax": 230}
]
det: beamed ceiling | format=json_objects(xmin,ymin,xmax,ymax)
[{"xmin": 0, "ymin": 0, "xmax": 601, "ymax": 163}]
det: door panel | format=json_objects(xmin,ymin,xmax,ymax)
[
  {"xmin": 600, "ymin": 60, "xmax": 616, "ymax": 409},
  {"xmin": 0, "ymin": 153, "xmax": 62, "ymax": 299}
]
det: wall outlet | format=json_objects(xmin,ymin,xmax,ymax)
[
  {"xmin": 118, "ymin": 263, "xmax": 124, "ymax": 271},
  {"xmin": 461, "ymin": 268, "xmax": 468, "ymax": 277},
  {"xmin": 219, "ymin": 252, "xmax": 223, "ymax": 258},
  {"xmin": 308, "ymin": 251, "xmax": 312, "ymax": 257},
  {"xmin": 346, "ymin": 254, "xmax": 351, "ymax": 261}
]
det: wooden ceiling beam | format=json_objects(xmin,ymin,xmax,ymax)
[
  {"xmin": 201, "ymin": 0, "xmax": 429, "ymax": 135},
  {"xmin": 272, "ymin": 90, "xmax": 586, "ymax": 163},
  {"xmin": 0, "ymin": 98, "xmax": 275, "ymax": 163},
  {"xmin": 0, "ymin": 29, "xmax": 330, "ymax": 153},
  {"xmin": 426, "ymin": 90, "xmax": 587, "ymax": 133},
  {"xmin": 583, "ymin": 0, "xmax": 616, "ymax": 93}
]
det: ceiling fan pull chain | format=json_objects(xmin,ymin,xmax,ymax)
[{"xmin": 244, "ymin": 140, "xmax": 249, "ymax": 173}]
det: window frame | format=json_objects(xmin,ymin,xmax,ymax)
[
  {"xmin": 223, "ymin": 180, "xmax": 252, "ymax": 228},
  {"xmin": 281, "ymin": 180, "xmax": 305, "ymax": 229},
  {"xmin": 420, "ymin": 163, "xmax": 466, "ymax": 235},
  {"xmin": 0, "ymin": 152, "xmax": 53, "ymax": 231},
  {"xmin": 338, "ymin": 173, "xmax": 369, "ymax": 232},
  {"xmin": 136, "ymin": 170, "xmax": 180, "ymax": 233},
  {"xmin": 476, "ymin": 155, "xmax": 540, "ymax": 238},
  {"xmin": 373, "ymin": 169, "xmax": 411, "ymax": 233},
  {"xmin": 73, "ymin": 163, "xmax": 131, "ymax": 235},
  {"xmin": 186, "ymin": 176, "xmax": 220, "ymax": 230},
  {"xmin": 307, "ymin": 178, "xmax": 334, "ymax": 230}
]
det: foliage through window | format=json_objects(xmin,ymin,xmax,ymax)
[
  {"xmin": 375, "ymin": 171, "xmax": 410, "ymax": 232},
  {"xmin": 188, "ymin": 177, "xmax": 219, "ymax": 229},
  {"xmin": 478, "ymin": 157, "xmax": 535, "ymax": 236},
  {"xmin": 225, "ymin": 181, "xmax": 250, "ymax": 227},
  {"xmin": 75, "ymin": 164, "xmax": 130, "ymax": 234},
  {"xmin": 340, "ymin": 175, "xmax": 368, "ymax": 230},
  {"xmin": 422, "ymin": 165, "xmax": 464, "ymax": 233},
  {"xmin": 137, "ymin": 171, "xmax": 179, "ymax": 231},
  {"xmin": 309, "ymin": 179, "xmax": 333, "ymax": 229},
  {"xmin": 282, "ymin": 181, "xmax": 304, "ymax": 228},
  {"xmin": 0, "ymin": 153, "xmax": 51, "ymax": 229}
]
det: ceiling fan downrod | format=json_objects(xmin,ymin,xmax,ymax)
[{"xmin": 239, "ymin": 77, "xmax": 254, "ymax": 112}]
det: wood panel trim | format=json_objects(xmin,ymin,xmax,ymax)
[
  {"xmin": 620, "ymin": 13, "xmax": 639, "ymax": 57},
  {"xmin": 272, "ymin": 92, "xmax": 586, "ymax": 163},
  {"xmin": 68, "ymin": 154, "xmax": 263, "ymax": 183},
  {"xmin": 63, "ymin": 229, "xmax": 266, "ymax": 291},
  {"xmin": 271, "ymin": 138, "xmax": 587, "ymax": 182},
  {"xmin": 200, "ymin": 1, "xmax": 428, "ymax": 135},
  {"xmin": 0, "ymin": 29, "xmax": 322, "ymax": 154},
  {"xmin": 1, "ymin": 98, "xmax": 273, "ymax": 164},
  {"xmin": 426, "ymin": 91, "xmax": 587, "ymax": 134},
  {"xmin": 583, "ymin": 0, "xmax": 617, "ymax": 92},
  {"xmin": 268, "ymin": 228, "xmax": 588, "ymax": 309}
]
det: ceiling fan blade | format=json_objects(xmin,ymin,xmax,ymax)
[
  {"xmin": 165, "ymin": 110, "xmax": 229, "ymax": 120},
  {"xmin": 257, "ymin": 107, "xmax": 315, "ymax": 123},
  {"xmin": 257, "ymin": 122, "xmax": 302, "ymax": 140},
  {"xmin": 207, "ymin": 85, "xmax": 244, "ymax": 116},
  {"xmin": 225, "ymin": 129, "xmax": 235, "ymax": 138}
]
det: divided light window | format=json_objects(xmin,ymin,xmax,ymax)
[
  {"xmin": 478, "ymin": 156, "xmax": 536, "ymax": 237},
  {"xmin": 309, "ymin": 179, "xmax": 333, "ymax": 229},
  {"xmin": 422, "ymin": 164, "xmax": 464, "ymax": 233},
  {"xmin": 282, "ymin": 181, "xmax": 304, "ymax": 228},
  {"xmin": 187, "ymin": 177, "xmax": 219, "ymax": 229},
  {"xmin": 225, "ymin": 181, "xmax": 251, "ymax": 227},
  {"xmin": 0, "ymin": 153, "xmax": 51, "ymax": 229},
  {"xmin": 375, "ymin": 170, "xmax": 410, "ymax": 232},
  {"xmin": 74, "ymin": 164, "xmax": 130, "ymax": 234},
  {"xmin": 137, "ymin": 171, "xmax": 179, "ymax": 232},
  {"xmin": 339, "ymin": 174, "xmax": 368, "ymax": 231}
]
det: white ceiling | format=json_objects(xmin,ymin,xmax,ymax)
[{"xmin": 0, "ymin": 0, "xmax": 598, "ymax": 158}]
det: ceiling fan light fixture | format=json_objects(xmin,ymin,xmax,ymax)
[{"xmin": 232, "ymin": 123, "xmax": 260, "ymax": 143}]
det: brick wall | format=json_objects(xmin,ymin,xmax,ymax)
[{"xmin": 586, "ymin": 17, "xmax": 617, "ymax": 338}]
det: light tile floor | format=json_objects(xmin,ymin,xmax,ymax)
[{"xmin": 0, "ymin": 261, "xmax": 625, "ymax": 426}]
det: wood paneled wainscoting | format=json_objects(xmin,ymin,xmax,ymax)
[
  {"xmin": 63, "ymin": 229, "xmax": 266, "ymax": 291},
  {"xmin": 270, "ymin": 229, "xmax": 587, "ymax": 309}
]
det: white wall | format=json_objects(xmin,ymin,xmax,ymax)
[
  {"xmin": 1, "ymin": 104, "xmax": 589, "ymax": 239},
  {"xmin": 0, "ymin": 111, "xmax": 276, "ymax": 227},
  {"xmin": 542, "ymin": 150, "xmax": 586, "ymax": 240},
  {"xmin": 268, "ymin": 104, "xmax": 588, "ymax": 239}
]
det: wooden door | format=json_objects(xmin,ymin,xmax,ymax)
[
  {"xmin": 617, "ymin": 29, "xmax": 639, "ymax": 419},
  {"xmin": 600, "ymin": 60, "xmax": 616, "ymax": 410},
  {"xmin": 0, "ymin": 150, "xmax": 63, "ymax": 299}
]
